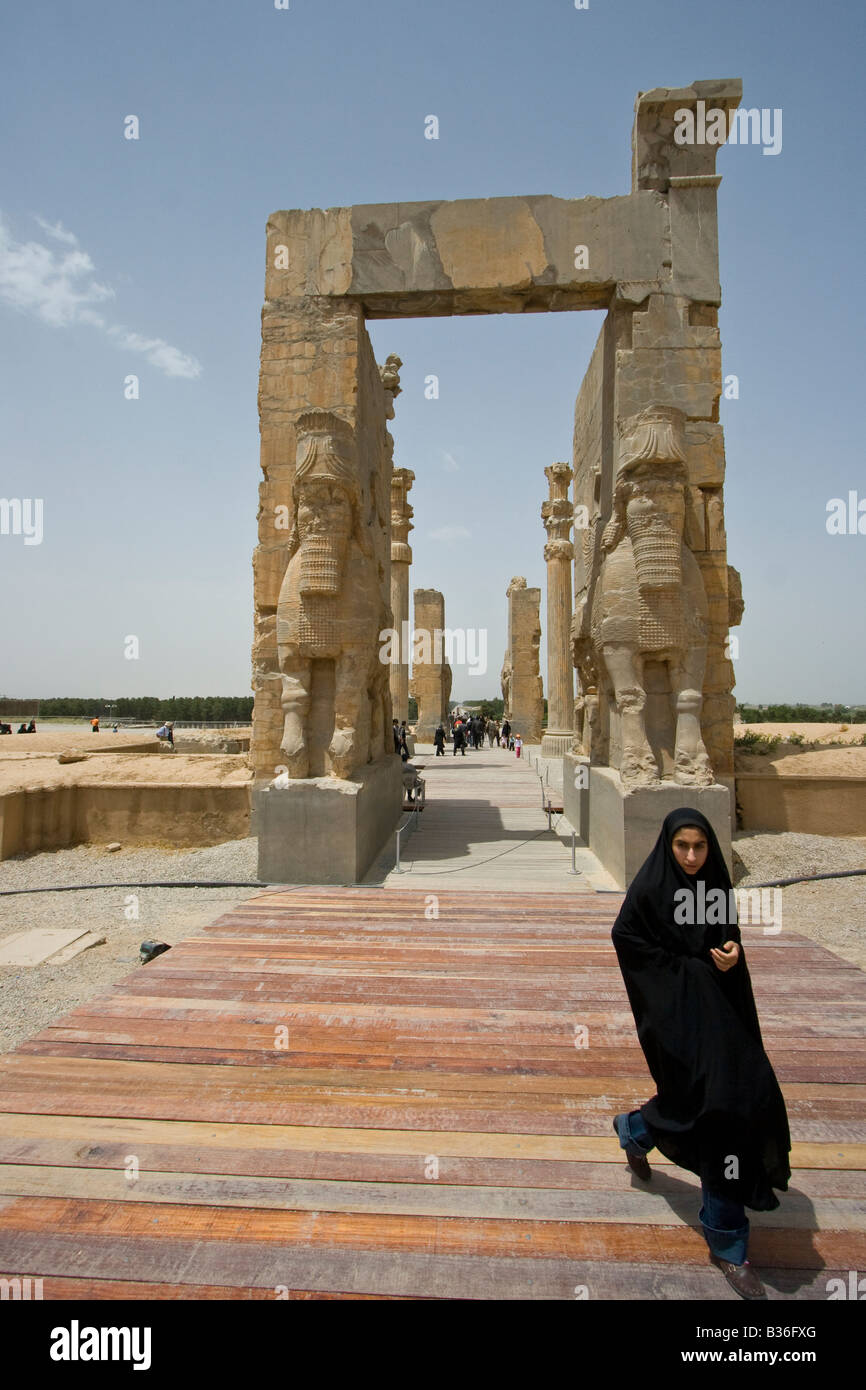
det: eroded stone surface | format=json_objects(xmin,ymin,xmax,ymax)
[
  {"xmin": 502, "ymin": 578, "xmax": 543, "ymax": 743},
  {"xmin": 410, "ymin": 589, "xmax": 451, "ymax": 740}
]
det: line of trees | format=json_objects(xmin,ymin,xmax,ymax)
[
  {"xmin": 1, "ymin": 696, "xmax": 255, "ymax": 722},
  {"xmin": 736, "ymin": 703, "xmax": 866, "ymax": 723}
]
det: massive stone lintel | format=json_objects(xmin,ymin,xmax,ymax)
[{"xmin": 266, "ymin": 193, "xmax": 669, "ymax": 317}]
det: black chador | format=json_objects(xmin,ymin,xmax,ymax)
[{"xmin": 611, "ymin": 808, "xmax": 791, "ymax": 1211}]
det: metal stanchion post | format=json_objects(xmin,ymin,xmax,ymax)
[{"xmin": 568, "ymin": 828, "xmax": 581, "ymax": 876}]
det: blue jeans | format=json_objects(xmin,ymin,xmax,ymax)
[{"xmin": 615, "ymin": 1110, "xmax": 749, "ymax": 1265}]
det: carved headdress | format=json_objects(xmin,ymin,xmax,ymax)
[{"xmin": 288, "ymin": 410, "xmax": 361, "ymax": 594}]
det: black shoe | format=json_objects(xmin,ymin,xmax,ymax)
[{"xmin": 613, "ymin": 1115, "xmax": 651, "ymax": 1181}]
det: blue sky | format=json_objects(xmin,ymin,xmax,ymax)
[{"xmin": 1, "ymin": 0, "xmax": 864, "ymax": 704}]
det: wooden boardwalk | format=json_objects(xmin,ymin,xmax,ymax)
[{"xmin": 0, "ymin": 885, "xmax": 864, "ymax": 1299}]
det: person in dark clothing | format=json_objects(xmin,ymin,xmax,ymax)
[
  {"xmin": 611, "ymin": 808, "xmax": 790, "ymax": 1301},
  {"xmin": 500, "ymin": 719, "xmax": 511, "ymax": 746},
  {"xmin": 393, "ymin": 719, "xmax": 402, "ymax": 754},
  {"xmin": 452, "ymin": 721, "xmax": 466, "ymax": 756},
  {"xmin": 433, "ymin": 724, "xmax": 446, "ymax": 756}
]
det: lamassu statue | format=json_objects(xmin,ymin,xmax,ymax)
[
  {"xmin": 276, "ymin": 410, "xmax": 390, "ymax": 779},
  {"xmin": 586, "ymin": 405, "xmax": 714, "ymax": 789}
]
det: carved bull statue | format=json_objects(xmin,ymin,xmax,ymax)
[
  {"xmin": 276, "ymin": 410, "xmax": 391, "ymax": 780},
  {"xmin": 586, "ymin": 405, "xmax": 714, "ymax": 789}
]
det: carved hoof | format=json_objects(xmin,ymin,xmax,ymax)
[
  {"xmin": 328, "ymin": 727, "xmax": 355, "ymax": 778},
  {"xmin": 673, "ymin": 749, "xmax": 714, "ymax": 786},
  {"xmin": 278, "ymin": 745, "xmax": 309, "ymax": 780},
  {"xmin": 619, "ymin": 752, "xmax": 659, "ymax": 788}
]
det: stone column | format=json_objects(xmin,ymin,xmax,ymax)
[
  {"xmin": 502, "ymin": 578, "xmax": 543, "ymax": 742},
  {"xmin": 389, "ymin": 467, "xmax": 414, "ymax": 724},
  {"xmin": 540, "ymin": 462, "xmax": 574, "ymax": 755},
  {"xmin": 410, "ymin": 588, "xmax": 449, "ymax": 739}
]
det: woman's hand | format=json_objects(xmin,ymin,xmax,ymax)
[{"xmin": 710, "ymin": 941, "xmax": 740, "ymax": 972}]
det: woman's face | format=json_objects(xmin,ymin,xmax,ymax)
[{"xmin": 670, "ymin": 826, "xmax": 709, "ymax": 875}]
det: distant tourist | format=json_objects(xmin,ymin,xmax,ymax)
[
  {"xmin": 90, "ymin": 716, "xmax": 100, "ymax": 733},
  {"xmin": 0, "ymin": 723, "xmax": 12, "ymax": 735},
  {"xmin": 433, "ymin": 723, "xmax": 446, "ymax": 757},
  {"xmin": 501, "ymin": 718, "xmax": 511, "ymax": 746},
  {"xmin": 26, "ymin": 719, "xmax": 36, "ymax": 733},
  {"xmin": 514, "ymin": 734, "xmax": 523, "ymax": 758},
  {"xmin": 392, "ymin": 719, "xmax": 402, "ymax": 754},
  {"xmin": 452, "ymin": 720, "xmax": 466, "ymax": 756},
  {"xmin": 156, "ymin": 721, "xmax": 175, "ymax": 749}
]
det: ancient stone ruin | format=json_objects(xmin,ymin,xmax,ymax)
[
  {"xmin": 251, "ymin": 77, "xmax": 743, "ymax": 884},
  {"xmin": 410, "ymin": 588, "xmax": 452, "ymax": 740},
  {"xmin": 501, "ymin": 578, "xmax": 544, "ymax": 743},
  {"xmin": 541, "ymin": 463, "xmax": 574, "ymax": 756}
]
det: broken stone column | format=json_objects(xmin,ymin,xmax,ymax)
[
  {"xmin": 389, "ymin": 467, "xmax": 414, "ymax": 724},
  {"xmin": 410, "ymin": 589, "xmax": 450, "ymax": 740},
  {"xmin": 540, "ymin": 462, "xmax": 574, "ymax": 756},
  {"xmin": 502, "ymin": 578, "xmax": 543, "ymax": 742}
]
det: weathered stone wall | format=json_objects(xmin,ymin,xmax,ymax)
[{"xmin": 251, "ymin": 290, "xmax": 394, "ymax": 782}]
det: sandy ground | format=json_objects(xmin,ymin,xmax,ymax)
[
  {"xmin": 735, "ymin": 722, "xmax": 866, "ymax": 744},
  {"xmin": 734, "ymin": 723, "xmax": 866, "ymax": 778}
]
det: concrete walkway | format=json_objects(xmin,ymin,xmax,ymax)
[{"xmin": 364, "ymin": 744, "xmax": 617, "ymax": 893}]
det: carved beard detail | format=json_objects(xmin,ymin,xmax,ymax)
[
  {"xmin": 627, "ymin": 502, "xmax": 683, "ymax": 591},
  {"xmin": 298, "ymin": 534, "xmax": 346, "ymax": 595}
]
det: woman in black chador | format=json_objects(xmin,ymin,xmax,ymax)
[{"xmin": 611, "ymin": 808, "xmax": 790, "ymax": 1301}]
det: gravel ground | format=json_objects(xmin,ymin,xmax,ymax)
[
  {"xmin": 0, "ymin": 838, "xmax": 261, "ymax": 1054},
  {"xmin": 1, "ymin": 830, "xmax": 864, "ymax": 1055},
  {"xmin": 732, "ymin": 831, "xmax": 866, "ymax": 972}
]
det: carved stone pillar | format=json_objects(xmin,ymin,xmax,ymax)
[
  {"xmin": 410, "ymin": 588, "xmax": 450, "ymax": 740},
  {"xmin": 541, "ymin": 462, "xmax": 574, "ymax": 756},
  {"xmin": 502, "ymin": 578, "xmax": 543, "ymax": 742},
  {"xmin": 389, "ymin": 468, "xmax": 414, "ymax": 723}
]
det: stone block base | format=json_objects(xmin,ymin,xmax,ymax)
[
  {"xmin": 562, "ymin": 752, "xmax": 590, "ymax": 841},
  {"xmin": 540, "ymin": 731, "xmax": 574, "ymax": 757},
  {"xmin": 588, "ymin": 766, "xmax": 732, "ymax": 890},
  {"xmin": 253, "ymin": 755, "xmax": 403, "ymax": 885}
]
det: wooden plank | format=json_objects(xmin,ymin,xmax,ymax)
[
  {"xmin": 1, "ymin": 1164, "xmax": 863, "ymax": 1232},
  {"xmin": 0, "ymin": 1230, "xmax": 845, "ymax": 1299},
  {"xmin": 0, "ymin": 1197, "xmax": 861, "ymax": 1271}
]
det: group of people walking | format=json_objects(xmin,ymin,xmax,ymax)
[
  {"xmin": 431, "ymin": 713, "xmax": 521, "ymax": 756},
  {"xmin": 0, "ymin": 719, "xmax": 36, "ymax": 734}
]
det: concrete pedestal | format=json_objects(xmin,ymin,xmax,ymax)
[
  {"xmin": 588, "ymin": 766, "xmax": 732, "ymax": 889},
  {"xmin": 253, "ymin": 755, "xmax": 403, "ymax": 885},
  {"xmin": 562, "ymin": 752, "xmax": 591, "ymax": 842}
]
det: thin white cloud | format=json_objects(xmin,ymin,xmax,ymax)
[
  {"xmin": 442, "ymin": 452, "xmax": 460, "ymax": 472},
  {"xmin": 0, "ymin": 212, "xmax": 201, "ymax": 379},
  {"xmin": 33, "ymin": 215, "xmax": 80, "ymax": 247},
  {"xmin": 430, "ymin": 525, "xmax": 471, "ymax": 543}
]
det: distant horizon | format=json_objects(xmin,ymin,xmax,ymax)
[{"xmin": 3, "ymin": 693, "xmax": 864, "ymax": 709}]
